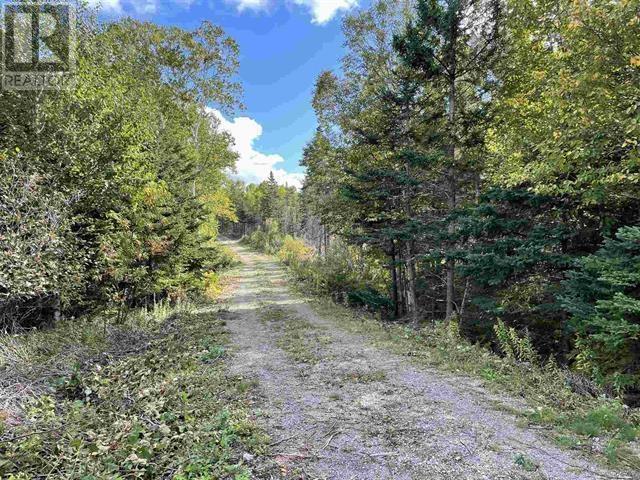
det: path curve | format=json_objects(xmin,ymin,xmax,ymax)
[{"xmin": 219, "ymin": 241, "xmax": 627, "ymax": 480}]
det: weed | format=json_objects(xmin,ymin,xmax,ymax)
[
  {"xmin": 0, "ymin": 309, "xmax": 270, "ymax": 478},
  {"xmin": 260, "ymin": 305, "xmax": 328, "ymax": 364},
  {"xmin": 200, "ymin": 342, "xmax": 226, "ymax": 363},
  {"xmin": 555, "ymin": 435, "xmax": 581, "ymax": 449},
  {"xmin": 481, "ymin": 367, "xmax": 502, "ymax": 382},
  {"xmin": 341, "ymin": 370, "xmax": 387, "ymax": 384},
  {"xmin": 514, "ymin": 453, "xmax": 539, "ymax": 472}
]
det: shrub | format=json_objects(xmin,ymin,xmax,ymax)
[
  {"xmin": 561, "ymin": 226, "xmax": 640, "ymax": 392},
  {"xmin": 278, "ymin": 236, "xmax": 313, "ymax": 267},
  {"xmin": 0, "ymin": 310, "xmax": 268, "ymax": 478},
  {"xmin": 0, "ymin": 154, "xmax": 86, "ymax": 331},
  {"xmin": 242, "ymin": 219, "xmax": 283, "ymax": 254},
  {"xmin": 287, "ymin": 240, "xmax": 391, "ymax": 314}
]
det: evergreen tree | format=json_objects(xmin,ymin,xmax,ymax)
[
  {"xmin": 260, "ymin": 171, "xmax": 279, "ymax": 221},
  {"xmin": 393, "ymin": 0, "xmax": 502, "ymax": 319},
  {"xmin": 561, "ymin": 227, "xmax": 640, "ymax": 393}
]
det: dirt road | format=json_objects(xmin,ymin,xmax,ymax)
[{"xmin": 219, "ymin": 241, "xmax": 627, "ymax": 480}]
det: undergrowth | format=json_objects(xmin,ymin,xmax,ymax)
[
  {"xmin": 0, "ymin": 307, "xmax": 269, "ymax": 479},
  {"xmin": 0, "ymin": 300, "xmax": 190, "ymax": 382}
]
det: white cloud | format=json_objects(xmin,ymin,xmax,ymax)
[
  {"xmin": 86, "ymin": 0, "xmax": 356, "ymax": 22},
  {"xmin": 131, "ymin": 0, "xmax": 158, "ymax": 14},
  {"xmin": 87, "ymin": 0, "xmax": 196, "ymax": 14},
  {"xmin": 207, "ymin": 108, "xmax": 305, "ymax": 189},
  {"xmin": 225, "ymin": 0, "xmax": 358, "ymax": 24},
  {"xmin": 291, "ymin": 0, "xmax": 358, "ymax": 24},
  {"xmin": 225, "ymin": 0, "xmax": 269, "ymax": 11},
  {"xmin": 85, "ymin": 0, "xmax": 123, "ymax": 13}
]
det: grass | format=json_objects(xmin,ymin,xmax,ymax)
[
  {"xmin": 514, "ymin": 453, "xmax": 539, "ymax": 472},
  {"xmin": 0, "ymin": 300, "xmax": 190, "ymax": 379},
  {"xmin": 340, "ymin": 370, "xmax": 387, "ymax": 384},
  {"xmin": 259, "ymin": 304, "xmax": 330, "ymax": 365},
  {"xmin": 0, "ymin": 306, "xmax": 271, "ymax": 479}
]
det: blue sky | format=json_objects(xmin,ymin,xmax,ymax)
[{"xmin": 89, "ymin": 0, "xmax": 365, "ymax": 187}]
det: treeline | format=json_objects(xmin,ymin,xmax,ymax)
[
  {"xmin": 295, "ymin": 0, "xmax": 640, "ymax": 397},
  {"xmin": 225, "ymin": 173, "xmax": 302, "ymax": 239},
  {"xmin": 0, "ymin": 8, "xmax": 240, "ymax": 331},
  {"xmin": 224, "ymin": 172, "xmax": 331, "ymax": 252}
]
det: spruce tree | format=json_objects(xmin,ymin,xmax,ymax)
[{"xmin": 394, "ymin": 0, "xmax": 502, "ymax": 320}]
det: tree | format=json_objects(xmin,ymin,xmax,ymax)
[
  {"xmin": 0, "ymin": 13, "xmax": 242, "ymax": 329},
  {"xmin": 488, "ymin": 0, "xmax": 640, "ymax": 210},
  {"xmin": 394, "ymin": 0, "xmax": 503, "ymax": 319},
  {"xmin": 260, "ymin": 171, "xmax": 279, "ymax": 221},
  {"xmin": 561, "ymin": 227, "xmax": 640, "ymax": 393}
]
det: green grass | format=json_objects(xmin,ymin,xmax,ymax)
[
  {"xmin": 514, "ymin": 453, "xmax": 539, "ymax": 472},
  {"xmin": 0, "ymin": 308, "xmax": 270, "ymax": 479}
]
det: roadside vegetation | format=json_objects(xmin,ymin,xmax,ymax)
[
  {"xmin": 1, "ymin": 7, "xmax": 240, "ymax": 334},
  {"xmin": 0, "ymin": 302, "xmax": 270, "ymax": 479},
  {"xmin": 0, "ymin": 6, "xmax": 262, "ymax": 476}
]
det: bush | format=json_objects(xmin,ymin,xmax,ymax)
[
  {"xmin": 0, "ymin": 154, "xmax": 86, "ymax": 331},
  {"xmin": 278, "ymin": 236, "xmax": 313, "ymax": 267},
  {"xmin": 243, "ymin": 230, "xmax": 392, "ymax": 314},
  {"xmin": 561, "ymin": 226, "xmax": 640, "ymax": 392},
  {"xmin": 286, "ymin": 240, "xmax": 391, "ymax": 314},
  {"xmin": 242, "ymin": 219, "xmax": 283, "ymax": 254}
]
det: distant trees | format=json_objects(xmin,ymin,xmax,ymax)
[
  {"xmin": 301, "ymin": 0, "xmax": 640, "ymax": 395},
  {"xmin": 0, "ymin": 13, "xmax": 241, "ymax": 330},
  {"xmin": 223, "ymin": 173, "xmax": 303, "ymax": 240}
]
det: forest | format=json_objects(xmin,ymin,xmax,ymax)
[
  {"xmin": 235, "ymin": 0, "xmax": 640, "ymax": 402},
  {"xmin": 1, "ymin": 0, "xmax": 640, "ymax": 477},
  {"xmin": 1, "ymin": 9, "xmax": 242, "ymax": 331}
]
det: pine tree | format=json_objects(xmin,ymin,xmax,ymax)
[
  {"xmin": 561, "ymin": 227, "xmax": 640, "ymax": 392},
  {"xmin": 260, "ymin": 171, "xmax": 279, "ymax": 221},
  {"xmin": 394, "ymin": 0, "xmax": 502, "ymax": 320}
]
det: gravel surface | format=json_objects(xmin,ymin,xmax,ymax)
[{"xmin": 219, "ymin": 241, "xmax": 632, "ymax": 480}]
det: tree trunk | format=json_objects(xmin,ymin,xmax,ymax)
[
  {"xmin": 445, "ymin": 20, "xmax": 458, "ymax": 322},
  {"xmin": 390, "ymin": 241, "xmax": 400, "ymax": 319},
  {"xmin": 397, "ymin": 250, "xmax": 406, "ymax": 317},
  {"xmin": 52, "ymin": 292, "xmax": 61, "ymax": 327},
  {"xmin": 405, "ymin": 240, "xmax": 419, "ymax": 327}
]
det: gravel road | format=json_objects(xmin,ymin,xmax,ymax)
[{"xmin": 219, "ymin": 241, "xmax": 630, "ymax": 480}]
